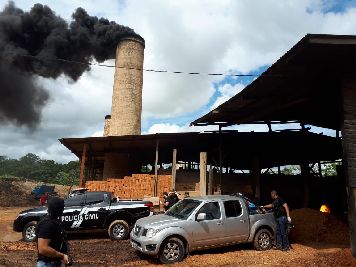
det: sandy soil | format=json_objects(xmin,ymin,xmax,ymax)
[{"xmin": 0, "ymin": 207, "xmax": 355, "ymax": 267}]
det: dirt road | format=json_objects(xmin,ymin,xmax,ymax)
[{"xmin": 0, "ymin": 207, "xmax": 355, "ymax": 267}]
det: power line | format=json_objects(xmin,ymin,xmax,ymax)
[{"xmin": 2, "ymin": 51, "xmax": 260, "ymax": 78}]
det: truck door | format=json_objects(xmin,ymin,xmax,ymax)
[
  {"xmin": 62, "ymin": 194, "xmax": 86, "ymax": 230},
  {"xmin": 222, "ymin": 200, "xmax": 249, "ymax": 243},
  {"xmin": 80, "ymin": 192, "xmax": 109, "ymax": 228},
  {"xmin": 191, "ymin": 201, "xmax": 227, "ymax": 249}
]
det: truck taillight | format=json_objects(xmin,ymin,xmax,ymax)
[{"xmin": 144, "ymin": 203, "xmax": 154, "ymax": 212}]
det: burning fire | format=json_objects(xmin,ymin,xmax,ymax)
[{"xmin": 320, "ymin": 204, "xmax": 331, "ymax": 214}]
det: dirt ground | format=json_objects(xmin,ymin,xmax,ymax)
[{"xmin": 0, "ymin": 207, "xmax": 355, "ymax": 267}]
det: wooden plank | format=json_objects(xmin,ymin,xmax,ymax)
[
  {"xmin": 172, "ymin": 149, "xmax": 177, "ymax": 190},
  {"xmin": 200, "ymin": 152, "xmax": 207, "ymax": 196}
]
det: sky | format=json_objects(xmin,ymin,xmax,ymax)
[{"xmin": 0, "ymin": 0, "xmax": 356, "ymax": 162}]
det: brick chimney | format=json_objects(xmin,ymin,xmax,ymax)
[{"xmin": 106, "ymin": 36, "xmax": 145, "ymax": 136}]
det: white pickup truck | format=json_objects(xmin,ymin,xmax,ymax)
[{"xmin": 130, "ymin": 195, "xmax": 276, "ymax": 264}]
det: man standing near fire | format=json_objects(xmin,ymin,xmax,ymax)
[{"xmin": 261, "ymin": 190, "xmax": 291, "ymax": 251}]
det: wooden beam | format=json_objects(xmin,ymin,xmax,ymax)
[
  {"xmin": 200, "ymin": 152, "xmax": 207, "ymax": 196},
  {"xmin": 172, "ymin": 149, "xmax": 177, "ymax": 190},
  {"xmin": 79, "ymin": 144, "xmax": 87, "ymax": 188},
  {"xmin": 154, "ymin": 139, "xmax": 159, "ymax": 197}
]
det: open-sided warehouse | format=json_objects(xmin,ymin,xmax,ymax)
[
  {"xmin": 192, "ymin": 33, "xmax": 356, "ymax": 256},
  {"xmin": 60, "ymin": 130, "xmax": 342, "ymax": 210}
]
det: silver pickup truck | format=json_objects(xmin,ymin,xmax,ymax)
[{"xmin": 130, "ymin": 195, "xmax": 276, "ymax": 264}]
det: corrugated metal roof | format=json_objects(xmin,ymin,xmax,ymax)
[
  {"xmin": 60, "ymin": 131, "xmax": 341, "ymax": 169},
  {"xmin": 191, "ymin": 34, "xmax": 356, "ymax": 130}
]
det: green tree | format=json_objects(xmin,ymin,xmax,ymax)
[{"xmin": 281, "ymin": 165, "xmax": 300, "ymax": 175}]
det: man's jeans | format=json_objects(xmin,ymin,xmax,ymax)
[
  {"xmin": 37, "ymin": 260, "xmax": 61, "ymax": 267},
  {"xmin": 276, "ymin": 216, "xmax": 289, "ymax": 249}
]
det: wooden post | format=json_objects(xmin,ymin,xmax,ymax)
[
  {"xmin": 300, "ymin": 162, "xmax": 310, "ymax": 208},
  {"xmin": 154, "ymin": 139, "xmax": 159, "ymax": 197},
  {"xmin": 341, "ymin": 80, "xmax": 356, "ymax": 257},
  {"xmin": 251, "ymin": 156, "xmax": 260, "ymax": 200},
  {"xmin": 218, "ymin": 125, "xmax": 223, "ymax": 194},
  {"xmin": 79, "ymin": 144, "xmax": 87, "ymax": 188},
  {"xmin": 208, "ymin": 165, "xmax": 213, "ymax": 195},
  {"xmin": 200, "ymin": 152, "xmax": 207, "ymax": 196},
  {"xmin": 318, "ymin": 162, "xmax": 323, "ymax": 178},
  {"xmin": 172, "ymin": 149, "xmax": 177, "ymax": 190}
]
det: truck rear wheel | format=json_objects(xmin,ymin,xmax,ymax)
[
  {"xmin": 158, "ymin": 237, "xmax": 185, "ymax": 264},
  {"xmin": 22, "ymin": 221, "xmax": 37, "ymax": 242},
  {"xmin": 253, "ymin": 228, "xmax": 273, "ymax": 251},
  {"xmin": 108, "ymin": 220, "xmax": 129, "ymax": 240}
]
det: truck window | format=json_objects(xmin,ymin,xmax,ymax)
[
  {"xmin": 224, "ymin": 200, "xmax": 242, "ymax": 217},
  {"xmin": 166, "ymin": 199, "xmax": 201, "ymax": 220},
  {"xmin": 196, "ymin": 202, "xmax": 221, "ymax": 220},
  {"xmin": 85, "ymin": 193, "xmax": 104, "ymax": 205},
  {"xmin": 64, "ymin": 194, "xmax": 85, "ymax": 207}
]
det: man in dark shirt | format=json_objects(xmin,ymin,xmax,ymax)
[
  {"xmin": 262, "ymin": 190, "xmax": 291, "ymax": 251},
  {"xmin": 36, "ymin": 197, "xmax": 69, "ymax": 267},
  {"xmin": 167, "ymin": 190, "xmax": 179, "ymax": 209}
]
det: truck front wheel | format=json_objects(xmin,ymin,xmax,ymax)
[
  {"xmin": 22, "ymin": 221, "xmax": 37, "ymax": 242},
  {"xmin": 158, "ymin": 237, "xmax": 185, "ymax": 264},
  {"xmin": 253, "ymin": 228, "xmax": 273, "ymax": 251},
  {"xmin": 108, "ymin": 220, "xmax": 129, "ymax": 240}
]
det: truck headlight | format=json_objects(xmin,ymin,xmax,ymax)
[{"xmin": 146, "ymin": 228, "xmax": 161, "ymax": 238}]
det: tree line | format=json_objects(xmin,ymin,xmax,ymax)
[{"xmin": 0, "ymin": 153, "xmax": 80, "ymax": 185}]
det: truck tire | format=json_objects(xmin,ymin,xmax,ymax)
[
  {"xmin": 253, "ymin": 228, "xmax": 273, "ymax": 251},
  {"xmin": 22, "ymin": 221, "xmax": 37, "ymax": 242},
  {"xmin": 158, "ymin": 237, "xmax": 185, "ymax": 264},
  {"xmin": 108, "ymin": 220, "xmax": 129, "ymax": 240}
]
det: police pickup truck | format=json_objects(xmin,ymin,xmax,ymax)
[
  {"xmin": 13, "ymin": 191, "xmax": 153, "ymax": 242},
  {"xmin": 131, "ymin": 195, "xmax": 276, "ymax": 264}
]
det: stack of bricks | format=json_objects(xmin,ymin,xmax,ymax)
[{"xmin": 86, "ymin": 174, "xmax": 172, "ymax": 200}]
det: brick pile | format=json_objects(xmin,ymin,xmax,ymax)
[{"xmin": 86, "ymin": 174, "xmax": 172, "ymax": 200}]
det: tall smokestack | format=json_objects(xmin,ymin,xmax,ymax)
[{"xmin": 108, "ymin": 36, "xmax": 145, "ymax": 136}]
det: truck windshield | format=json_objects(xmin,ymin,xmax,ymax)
[{"xmin": 166, "ymin": 199, "xmax": 202, "ymax": 220}]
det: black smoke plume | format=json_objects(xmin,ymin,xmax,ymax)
[{"xmin": 0, "ymin": 1, "xmax": 143, "ymax": 127}]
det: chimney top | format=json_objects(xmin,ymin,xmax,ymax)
[{"xmin": 119, "ymin": 34, "xmax": 145, "ymax": 48}]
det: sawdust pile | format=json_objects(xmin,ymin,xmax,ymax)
[
  {"xmin": 0, "ymin": 179, "xmax": 70, "ymax": 207},
  {"xmin": 289, "ymin": 208, "xmax": 349, "ymax": 245}
]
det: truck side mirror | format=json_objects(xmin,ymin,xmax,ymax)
[{"xmin": 196, "ymin": 213, "xmax": 207, "ymax": 221}]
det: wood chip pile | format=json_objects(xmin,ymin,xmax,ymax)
[{"xmin": 289, "ymin": 208, "xmax": 349, "ymax": 245}]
